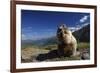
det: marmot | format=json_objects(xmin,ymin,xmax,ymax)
[{"xmin": 57, "ymin": 24, "xmax": 77, "ymax": 57}]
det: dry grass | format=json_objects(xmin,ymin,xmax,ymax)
[{"xmin": 21, "ymin": 47, "xmax": 49, "ymax": 62}]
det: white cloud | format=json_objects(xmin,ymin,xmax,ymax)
[
  {"xmin": 21, "ymin": 34, "xmax": 27, "ymax": 40},
  {"xmin": 80, "ymin": 15, "xmax": 88, "ymax": 23},
  {"xmin": 21, "ymin": 31, "xmax": 56, "ymax": 40},
  {"xmin": 69, "ymin": 27, "xmax": 79, "ymax": 32},
  {"xmin": 82, "ymin": 22, "xmax": 89, "ymax": 27},
  {"xmin": 69, "ymin": 27, "xmax": 76, "ymax": 30},
  {"xmin": 22, "ymin": 26, "xmax": 33, "ymax": 33},
  {"xmin": 21, "ymin": 33, "xmax": 36, "ymax": 40},
  {"xmin": 69, "ymin": 15, "xmax": 90, "ymax": 33}
]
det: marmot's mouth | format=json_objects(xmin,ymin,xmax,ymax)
[{"xmin": 57, "ymin": 31, "xmax": 64, "ymax": 39}]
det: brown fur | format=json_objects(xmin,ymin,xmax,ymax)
[{"xmin": 57, "ymin": 24, "xmax": 77, "ymax": 57}]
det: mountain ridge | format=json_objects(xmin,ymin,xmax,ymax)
[{"xmin": 22, "ymin": 24, "xmax": 90, "ymax": 46}]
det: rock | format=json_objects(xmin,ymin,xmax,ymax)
[{"xmin": 81, "ymin": 49, "xmax": 90, "ymax": 60}]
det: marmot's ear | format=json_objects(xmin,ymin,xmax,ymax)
[
  {"xmin": 62, "ymin": 24, "xmax": 67, "ymax": 28},
  {"xmin": 57, "ymin": 24, "xmax": 63, "ymax": 29},
  {"xmin": 57, "ymin": 24, "xmax": 67, "ymax": 29},
  {"xmin": 62, "ymin": 24, "xmax": 69, "ymax": 30}
]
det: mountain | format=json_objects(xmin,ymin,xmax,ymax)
[
  {"xmin": 73, "ymin": 24, "xmax": 90, "ymax": 42},
  {"xmin": 22, "ymin": 36, "xmax": 57, "ymax": 46},
  {"xmin": 41, "ymin": 36, "xmax": 57, "ymax": 46},
  {"xmin": 32, "ymin": 36, "xmax": 57, "ymax": 46}
]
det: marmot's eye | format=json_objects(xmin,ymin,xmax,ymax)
[{"xmin": 59, "ymin": 29, "xmax": 62, "ymax": 31}]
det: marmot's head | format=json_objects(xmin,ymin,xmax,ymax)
[{"xmin": 57, "ymin": 24, "xmax": 71, "ymax": 39}]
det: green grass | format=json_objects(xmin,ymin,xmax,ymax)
[
  {"xmin": 22, "ymin": 42, "xmax": 90, "ymax": 50},
  {"xmin": 21, "ymin": 44, "xmax": 41, "ymax": 50},
  {"xmin": 77, "ymin": 42, "xmax": 90, "ymax": 49},
  {"xmin": 43, "ymin": 44, "xmax": 57, "ymax": 50},
  {"xmin": 42, "ymin": 42, "xmax": 90, "ymax": 51}
]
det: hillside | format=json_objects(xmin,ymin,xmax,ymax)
[
  {"xmin": 21, "ymin": 36, "xmax": 57, "ymax": 48},
  {"xmin": 73, "ymin": 24, "xmax": 90, "ymax": 42}
]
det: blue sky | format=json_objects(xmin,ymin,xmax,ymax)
[{"xmin": 21, "ymin": 10, "xmax": 90, "ymax": 40}]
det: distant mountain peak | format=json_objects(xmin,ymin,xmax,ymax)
[{"xmin": 69, "ymin": 22, "xmax": 90, "ymax": 33}]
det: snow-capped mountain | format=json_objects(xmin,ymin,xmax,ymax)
[
  {"xmin": 69, "ymin": 22, "xmax": 90, "ymax": 33},
  {"xmin": 73, "ymin": 23, "xmax": 90, "ymax": 42}
]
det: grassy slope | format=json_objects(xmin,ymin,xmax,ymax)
[{"xmin": 21, "ymin": 42, "xmax": 90, "ymax": 63}]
